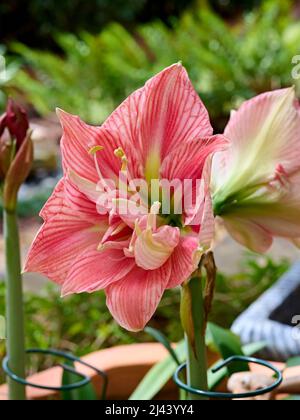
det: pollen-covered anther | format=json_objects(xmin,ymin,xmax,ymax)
[
  {"xmin": 89, "ymin": 145, "xmax": 104, "ymax": 155},
  {"xmin": 114, "ymin": 147, "xmax": 128, "ymax": 171}
]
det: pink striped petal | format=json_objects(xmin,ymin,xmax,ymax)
[
  {"xmin": 184, "ymin": 156, "xmax": 216, "ymax": 250},
  {"xmin": 103, "ymin": 64, "xmax": 213, "ymax": 173},
  {"xmin": 106, "ymin": 263, "xmax": 171, "ymax": 331},
  {"xmin": 68, "ymin": 170, "xmax": 101, "ymax": 203},
  {"xmin": 62, "ymin": 247, "xmax": 136, "ymax": 296},
  {"xmin": 160, "ymin": 135, "xmax": 227, "ymax": 181},
  {"xmin": 167, "ymin": 235, "xmax": 199, "ymax": 289},
  {"xmin": 24, "ymin": 219, "xmax": 101, "ymax": 285},
  {"xmin": 216, "ymin": 88, "xmax": 300, "ymax": 189},
  {"xmin": 25, "ymin": 178, "xmax": 107, "ymax": 284},
  {"xmin": 134, "ymin": 225, "xmax": 180, "ymax": 270},
  {"xmin": 225, "ymin": 167, "xmax": 300, "ymax": 240},
  {"xmin": 40, "ymin": 177, "xmax": 103, "ymax": 225},
  {"xmin": 39, "ymin": 178, "xmax": 66, "ymax": 221},
  {"xmin": 58, "ymin": 109, "xmax": 140, "ymax": 182},
  {"xmin": 57, "ymin": 109, "xmax": 101, "ymax": 182}
]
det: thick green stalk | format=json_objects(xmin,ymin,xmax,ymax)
[
  {"xmin": 182, "ymin": 276, "xmax": 208, "ymax": 400},
  {"xmin": 4, "ymin": 209, "xmax": 26, "ymax": 400}
]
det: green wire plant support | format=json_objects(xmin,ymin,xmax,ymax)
[
  {"xmin": 2, "ymin": 348, "xmax": 108, "ymax": 400},
  {"xmin": 174, "ymin": 355, "xmax": 283, "ymax": 400}
]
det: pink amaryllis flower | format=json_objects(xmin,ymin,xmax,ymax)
[
  {"xmin": 212, "ymin": 87, "xmax": 300, "ymax": 253},
  {"xmin": 25, "ymin": 64, "xmax": 226, "ymax": 331}
]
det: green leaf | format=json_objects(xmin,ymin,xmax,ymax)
[
  {"xmin": 61, "ymin": 360, "xmax": 97, "ymax": 401},
  {"xmin": 0, "ymin": 316, "xmax": 5, "ymax": 340},
  {"xmin": 207, "ymin": 323, "xmax": 249, "ymax": 375},
  {"xmin": 242, "ymin": 341, "xmax": 266, "ymax": 357},
  {"xmin": 129, "ymin": 340, "xmax": 185, "ymax": 401},
  {"xmin": 145, "ymin": 327, "xmax": 180, "ymax": 366},
  {"xmin": 286, "ymin": 357, "xmax": 300, "ymax": 368}
]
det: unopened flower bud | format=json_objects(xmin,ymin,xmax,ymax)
[
  {"xmin": 0, "ymin": 99, "xmax": 33, "ymax": 211},
  {"xmin": 4, "ymin": 99, "xmax": 29, "ymax": 149},
  {"xmin": 3, "ymin": 131, "xmax": 33, "ymax": 212}
]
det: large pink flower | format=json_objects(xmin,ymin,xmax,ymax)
[
  {"xmin": 212, "ymin": 87, "xmax": 300, "ymax": 253},
  {"xmin": 25, "ymin": 64, "xmax": 226, "ymax": 331}
]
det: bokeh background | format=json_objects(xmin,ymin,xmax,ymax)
[{"xmin": 0, "ymin": 0, "xmax": 300, "ymax": 378}]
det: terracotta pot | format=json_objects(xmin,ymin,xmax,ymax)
[{"xmin": 0, "ymin": 343, "xmax": 219, "ymax": 400}]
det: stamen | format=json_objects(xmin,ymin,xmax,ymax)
[
  {"xmin": 123, "ymin": 219, "xmax": 141, "ymax": 257},
  {"xmin": 89, "ymin": 146, "xmax": 104, "ymax": 155},
  {"xmin": 88, "ymin": 145, "xmax": 106, "ymax": 187},
  {"xmin": 114, "ymin": 147, "xmax": 129, "ymax": 193},
  {"xmin": 114, "ymin": 147, "xmax": 128, "ymax": 172},
  {"xmin": 110, "ymin": 222, "xmax": 127, "ymax": 237}
]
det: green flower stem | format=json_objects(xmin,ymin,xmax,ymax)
[
  {"xmin": 183, "ymin": 275, "xmax": 208, "ymax": 400},
  {"xmin": 4, "ymin": 209, "xmax": 26, "ymax": 400}
]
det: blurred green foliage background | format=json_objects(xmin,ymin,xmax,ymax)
[
  {"xmin": 1, "ymin": 0, "xmax": 299, "ymax": 130},
  {"xmin": 0, "ymin": 0, "xmax": 259, "ymax": 48}
]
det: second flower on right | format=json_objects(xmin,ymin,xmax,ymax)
[{"xmin": 212, "ymin": 87, "xmax": 300, "ymax": 253}]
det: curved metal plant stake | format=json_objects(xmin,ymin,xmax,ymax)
[
  {"xmin": 0, "ymin": 99, "xmax": 33, "ymax": 400},
  {"xmin": 174, "ymin": 355, "xmax": 283, "ymax": 400},
  {"xmin": 3, "ymin": 349, "xmax": 108, "ymax": 400}
]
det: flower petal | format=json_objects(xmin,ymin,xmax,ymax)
[
  {"xmin": 106, "ymin": 263, "xmax": 171, "ymax": 331},
  {"xmin": 58, "ymin": 109, "xmax": 138, "ymax": 182},
  {"xmin": 225, "ymin": 167, "xmax": 300, "ymax": 240},
  {"xmin": 223, "ymin": 216, "xmax": 273, "ymax": 253},
  {"xmin": 134, "ymin": 225, "xmax": 180, "ymax": 270},
  {"xmin": 68, "ymin": 170, "xmax": 101, "ymax": 203},
  {"xmin": 40, "ymin": 176, "xmax": 103, "ymax": 225},
  {"xmin": 160, "ymin": 135, "xmax": 227, "ymax": 181},
  {"xmin": 167, "ymin": 235, "xmax": 199, "ymax": 288},
  {"xmin": 198, "ymin": 191, "xmax": 215, "ymax": 249},
  {"xmin": 215, "ymin": 88, "xmax": 300, "ymax": 191},
  {"xmin": 184, "ymin": 155, "xmax": 216, "ymax": 250},
  {"xmin": 24, "ymin": 178, "xmax": 107, "ymax": 284},
  {"xmin": 24, "ymin": 218, "xmax": 101, "ymax": 285},
  {"xmin": 103, "ymin": 63, "xmax": 213, "ymax": 175},
  {"xmin": 61, "ymin": 247, "xmax": 136, "ymax": 296},
  {"xmin": 57, "ymin": 109, "xmax": 101, "ymax": 182}
]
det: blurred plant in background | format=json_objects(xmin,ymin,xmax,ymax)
[
  {"xmin": 0, "ymin": 254, "xmax": 289, "ymax": 383},
  {"xmin": 209, "ymin": 0, "xmax": 262, "ymax": 17},
  {"xmin": 7, "ymin": 0, "xmax": 300, "ymax": 130},
  {"xmin": 0, "ymin": 46, "xmax": 20, "ymax": 112},
  {"xmin": 0, "ymin": 0, "xmax": 195, "ymax": 49}
]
